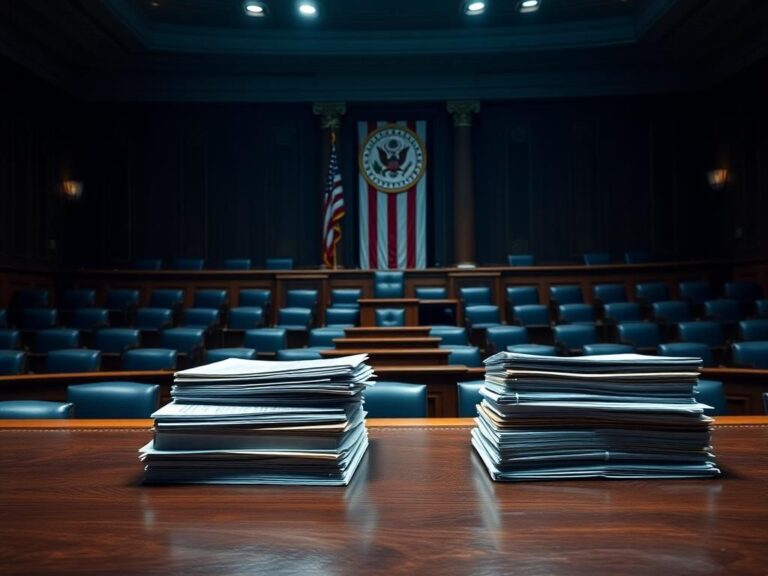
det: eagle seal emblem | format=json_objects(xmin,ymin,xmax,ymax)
[{"xmin": 359, "ymin": 124, "xmax": 427, "ymax": 193}]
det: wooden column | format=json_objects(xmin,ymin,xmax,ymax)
[{"xmin": 447, "ymin": 101, "xmax": 480, "ymax": 267}]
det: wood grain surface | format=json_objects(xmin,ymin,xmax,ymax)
[{"xmin": 0, "ymin": 420, "xmax": 767, "ymax": 575}]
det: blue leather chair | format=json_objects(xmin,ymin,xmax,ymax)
[
  {"xmin": 486, "ymin": 325, "xmax": 528, "ymax": 354},
  {"xmin": 134, "ymin": 308, "xmax": 174, "ymax": 333},
  {"xmin": 94, "ymin": 328, "xmax": 141, "ymax": 354},
  {"xmin": 677, "ymin": 321, "xmax": 725, "ymax": 348},
  {"xmin": 67, "ymin": 308, "xmax": 109, "ymax": 332},
  {"xmin": 512, "ymin": 304, "xmax": 550, "ymax": 327},
  {"xmin": 553, "ymin": 324, "xmax": 599, "ymax": 355},
  {"xmin": 603, "ymin": 302, "xmax": 644, "ymax": 324},
  {"xmin": 104, "ymin": 289, "xmax": 140, "ymax": 324},
  {"xmin": 362, "ymin": 381, "xmax": 427, "ymax": 418},
  {"xmin": 549, "ymin": 285, "xmax": 583, "ymax": 306},
  {"xmin": 0, "ymin": 329, "xmax": 21, "ymax": 350},
  {"xmin": 181, "ymin": 308, "xmax": 220, "ymax": 331},
  {"xmin": 239, "ymin": 289, "xmax": 271, "ymax": 308},
  {"xmin": 132, "ymin": 258, "xmax": 163, "ymax": 270},
  {"xmin": 616, "ymin": 322, "xmax": 661, "ymax": 353},
  {"xmin": 444, "ymin": 345, "xmax": 482, "ymax": 367},
  {"xmin": 0, "ymin": 350, "xmax": 26, "ymax": 375},
  {"xmin": 67, "ymin": 382, "xmax": 160, "ymax": 418},
  {"xmin": 415, "ymin": 287, "xmax": 447, "ymax": 300},
  {"xmin": 460, "ymin": 286, "xmax": 492, "ymax": 307},
  {"xmin": 149, "ymin": 289, "xmax": 185, "ymax": 310},
  {"xmin": 651, "ymin": 300, "xmax": 692, "ymax": 324},
  {"xmin": 276, "ymin": 348, "xmax": 324, "ymax": 361},
  {"xmin": 507, "ymin": 344, "xmax": 558, "ymax": 355},
  {"xmin": 59, "ymin": 289, "xmax": 96, "ymax": 310},
  {"xmin": 325, "ymin": 307, "xmax": 359, "ymax": 327},
  {"xmin": 0, "ymin": 400, "xmax": 73, "ymax": 419},
  {"xmin": 430, "ymin": 326, "xmax": 468, "ymax": 346},
  {"xmin": 678, "ymin": 281, "xmax": 712, "ymax": 305},
  {"xmin": 375, "ymin": 308, "xmax": 406, "ymax": 327},
  {"xmin": 457, "ymin": 380, "xmax": 484, "ymax": 416},
  {"xmin": 172, "ymin": 258, "xmax": 205, "ymax": 270},
  {"xmin": 583, "ymin": 252, "xmax": 610, "ymax": 266},
  {"xmin": 582, "ymin": 343, "xmax": 634, "ymax": 356},
  {"xmin": 330, "ymin": 289, "xmax": 362, "ymax": 309},
  {"xmin": 731, "ymin": 342, "xmax": 768, "ymax": 369},
  {"xmin": 464, "ymin": 305, "xmax": 501, "ymax": 329},
  {"xmin": 309, "ymin": 327, "xmax": 344, "ymax": 348},
  {"xmin": 738, "ymin": 319, "xmax": 768, "ymax": 341},
  {"xmin": 374, "ymin": 271, "xmax": 404, "ymax": 298},
  {"xmin": 223, "ymin": 258, "xmax": 252, "ymax": 270},
  {"xmin": 193, "ymin": 289, "xmax": 229, "ymax": 311},
  {"xmin": 11, "ymin": 288, "xmax": 50, "ymax": 309},
  {"xmin": 624, "ymin": 251, "xmax": 651, "ymax": 264},
  {"xmin": 593, "ymin": 283, "xmax": 627, "ymax": 305},
  {"xmin": 265, "ymin": 258, "xmax": 294, "ymax": 270},
  {"xmin": 277, "ymin": 308, "xmax": 313, "ymax": 330},
  {"xmin": 658, "ymin": 342, "xmax": 714, "ymax": 368},
  {"xmin": 703, "ymin": 299, "xmax": 742, "ymax": 324},
  {"xmin": 724, "ymin": 280, "xmax": 764, "ymax": 304},
  {"xmin": 243, "ymin": 328, "xmax": 287, "ymax": 356},
  {"xmin": 46, "ymin": 349, "xmax": 101, "ymax": 373},
  {"xmin": 33, "ymin": 329, "xmax": 80, "ymax": 353},
  {"xmin": 635, "ymin": 282, "xmax": 671, "ymax": 305},
  {"xmin": 557, "ymin": 303, "xmax": 596, "ymax": 324},
  {"xmin": 205, "ymin": 348, "xmax": 257, "ymax": 362},
  {"xmin": 694, "ymin": 379, "xmax": 727, "ymax": 416},
  {"xmin": 507, "ymin": 254, "xmax": 534, "ymax": 266},
  {"xmin": 160, "ymin": 328, "xmax": 206, "ymax": 361},
  {"xmin": 18, "ymin": 308, "xmax": 58, "ymax": 331},
  {"xmin": 122, "ymin": 348, "xmax": 177, "ymax": 371},
  {"xmin": 227, "ymin": 307, "xmax": 265, "ymax": 330},
  {"xmin": 506, "ymin": 285, "xmax": 540, "ymax": 307},
  {"xmin": 285, "ymin": 290, "xmax": 319, "ymax": 312}
]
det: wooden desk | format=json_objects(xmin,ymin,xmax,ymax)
[
  {"xmin": 0, "ymin": 417, "xmax": 766, "ymax": 576},
  {"xmin": 344, "ymin": 326, "xmax": 432, "ymax": 338},
  {"xmin": 358, "ymin": 298, "xmax": 420, "ymax": 326},
  {"xmin": 320, "ymin": 348, "xmax": 452, "ymax": 366},
  {"xmin": 333, "ymin": 336, "xmax": 442, "ymax": 349}
]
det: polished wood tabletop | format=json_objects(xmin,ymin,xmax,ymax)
[{"xmin": 1, "ymin": 417, "xmax": 767, "ymax": 576}]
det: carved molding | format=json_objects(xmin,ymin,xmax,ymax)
[
  {"xmin": 313, "ymin": 102, "xmax": 347, "ymax": 130},
  {"xmin": 447, "ymin": 101, "xmax": 480, "ymax": 128}
]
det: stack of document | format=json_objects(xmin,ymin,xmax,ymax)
[
  {"xmin": 471, "ymin": 352, "xmax": 720, "ymax": 481},
  {"xmin": 139, "ymin": 354, "xmax": 374, "ymax": 485}
]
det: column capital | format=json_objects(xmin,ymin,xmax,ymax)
[
  {"xmin": 313, "ymin": 102, "xmax": 347, "ymax": 131},
  {"xmin": 447, "ymin": 101, "xmax": 480, "ymax": 128}
]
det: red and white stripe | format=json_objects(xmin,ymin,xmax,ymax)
[{"xmin": 358, "ymin": 120, "xmax": 427, "ymax": 270}]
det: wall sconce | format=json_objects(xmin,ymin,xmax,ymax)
[
  {"xmin": 707, "ymin": 169, "xmax": 728, "ymax": 190},
  {"xmin": 62, "ymin": 180, "xmax": 84, "ymax": 201}
]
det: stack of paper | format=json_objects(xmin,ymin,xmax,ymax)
[
  {"xmin": 471, "ymin": 352, "xmax": 720, "ymax": 481},
  {"xmin": 139, "ymin": 354, "xmax": 374, "ymax": 485}
]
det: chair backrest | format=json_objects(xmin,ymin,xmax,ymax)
[
  {"xmin": 181, "ymin": 308, "xmax": 220, "ymax": 329},
  {"xmin": 603, "ymin": 302, "xmax": 643, "ymax": 324},
  {"xmin": 457, "ymin": 381, "xmax": 484, "ymax": 416},
  {"xmin": 285, "ymin": 289, "xmax": 318, "ymax": 310},
  {"xmin": 265, "ymin": 258, "xmax": 294, "ymax": 270},
  {"xmin": 415, "ymin": 287, "xmax": 447, "ymax": 300},
  {"xmin": 160, "ymin": 327, "xmax": 206, "ymax": 357},
  {"xmin": 553, "ymin": 324, "xmax": 599, "ymax": 353},
  {"xmin": 0, "ymin": 350, "xmax": 26, "ymax": 375},
  {"xmin": 731, "ymin": 341, "xmax": 768, "ymax": 369},
  {"xmin": 703, "ymin": 299, "xmax": 742, "ymax": 323},
  {"xmin": 624, "ymin": 251, "xmax": 651, "ymax": 264},
  {"xmin": 459, "ymin": 286, "xmax": 492, "ymax": 306},
  {"xmin": 583, "ymin": 252, "xmax": 610, "ymax": 265},
  {"xmin": 277, "ymin": 308, "xmax": 313, "ymax": 329},
  {"xmin": 678, "ymin": 281, "xmax": 712, "ymax": 304},
  {"xmin": 362, "ymin": 381, "xmax": 427, "ymax": 418},
  {"xmin": 330, "ymin": 289, "xmax": 362, "ymax": 308},
  {"xmin": 430, "ymin": 326, "xmax": 468, "ymax": 346},
  {"xmin": 223, "ymin": 258, "xmax": 252, "ymax": 270},
  {"xmin": 239, "ymin": 289, "xmax": 271, "ymax": 308},
  {"xmin": 132, "ymin": 259, "xmax": 163, "ymax": 270},
  {"xmin": 375, "ymin": 308, "xmax": 406, "ymax": 327},
  {"xmin": 507, "ymin": 254, "xmax": 534, "ymax": 266},
  {"xmin": 593, "ymin": 283, "xmax": 627, "ymax": 304},
  {"xmin": 506, "ymin": 286, "xmax": 539, "ymax": 306},
  {"xmin": 193, "ymin": 289, "xmax": 229, "ymax": 309},
  {"xmin": 33, "ymin": 328, "xmax": 80, "ymax": 353},
  {"xmin": 276, "ymin": 348, "xmax": 324, "ymax": 361},
  {"xmin": 67, "ymin": 382, "xmax": 160, "ymax": 418},
  {"xmin": 651, "ymin": 300, "xmax": 691, "ymax": 323},
  {"xmin": 205, "ymin": 348, "xmax": 257, "ymax": 362},
  {"xmin": 0, "ymin": 329, "xmax": 21, "ymax": 350},
  {"xmin": 738, "ymin": 319, "xmax": 768, "ymax": 342},
  {"xmin": 46, "ymin": 349, "xmax": 102, "ymax": 373},
  {"xmin": 149, "ymin": 289, "xmax": 185, "ymax": 310},
  {"xmin": 59, "ymin": 289, "xmax": 96, "ymax": 310},
  {"xmin": 756, "ymin": 299, "xmax": 768, "ymax": 318},
  {"xmin": 134, "ymin": 308, "xmax": 174, "ymax": 331},
  {"xmin": 512, "ymin": 304, "xmax": 550, "ymax": 326},
  {"xmin": 557, "ymin": 303, "xmax": 595, "ymax": 324},
  {"xmin": 724, "ymin": 280, "xmax": 764, "ymax": 302},
  {"xmin": 325, "ymin": 307, "xmax": 359, "ymax": 327},
  {"xmin": 19, "ymin": 308, "xmax": 58, "ymax": 330},
  {"xmin": 486, "ymin": 325, "xmax": 528, "ymax": 354},
  {"xmin": 227, "ymin": 307, "xmax": 265, "ymax": 330},
  {"xmin": 243, "ymin": 328, "xmax": 287, "ymax": 353},
  {"xmin": 507, "ymin": 343, "xmax": 558, "ymax": 356},
  {"xmin": 11, "ymin": 288, "xmax": 49, "ymax": 309},
  {"xmin": 444, "ymin": 345, "xmax": 482, "ymax": 367},
  {"xmin": 68, "ymin": 308, "xmax": 109, "ymax": 331},
  {"xmin": 635, "ymin": 282, "xmax": 670, "ymax": 304},
  {"xmin": 464, "ymin": 305, "xmax": 501, "ymax": 328},
  {"xmin": 581, "ymin": 343, "xmax": 634, "ymax": 356},
  {"xmin": 658, "ymin": 342, "xmax": 714, "ymax": 367},
  {"xmin": 694, "ymin": 379, "xmax": 727, "ymax": 416},
  {"xmin": 549, "ymin": 285, "xmax": 583, "ymax": 305},
  {"xmin": 309, "ymin": 327, "xmax": 345, "ymax": 348},
  {"xmin": 94, "ymin": 328, "xmax": 141, "ymax": 354},
  {"xmin": 677, "ymin": 321, "xmax": 724, "ymax": 347},
  {"xmin": 0, "ymin": 400, "xmax": 73, "ymax": 419},
  {"xmin": 616, "ymin": 322, "xmax": 661, "ymax": 349},
  {"xmin": 122, "ymin": 348, "xmax": 177, "ymax": 371},
  {"xmin": 172, "ymin": 258, "xmax": 204, "ymax": 270},
  {"xmin": 374, "ymin": 271, "xmax": 404, "ymax": 298},
  {"xmin": 105, "ymin": 289, "xmax": 140, "ymax": 311},
  {"xmin": 0, "ymin": 309, "xmax": 6, "ymax": 328}
]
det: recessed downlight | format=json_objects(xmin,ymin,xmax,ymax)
[
  {"xmin": 243, "ymin": 1, "xmax": 267, "ymax": 17},
  {"xmin": 298, "ymin": 1, "xmax": 318, "ymax": 17},
  {"xmin": 518, "ymin": 0, "xmax": 540, "ymax": 13},
  {"xmin": 464, "ymin": 1, "xmax": 486, "ymax": 15}
]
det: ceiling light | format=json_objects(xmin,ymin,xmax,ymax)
[
  {"xmin": 518, "ymin": 0, "xmax": 540, "ymax": 13},
  {"xmin": 243, "ymin": 1, "xmax": 267, "ymax": 16},
  {"xmin": 464, "ymin": 1, "xmax": 486, "ymax": 15},
  {"xmin": 298, "ymin": 1, "xmax": 318, "ymax": 17}
]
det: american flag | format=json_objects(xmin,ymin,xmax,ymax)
[{"xmin": 322, "ymin": 133, "xmax": 345, "ymax": 268}]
